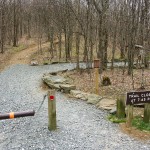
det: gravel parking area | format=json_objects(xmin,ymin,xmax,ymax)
[{"xmin": 0, "ymin": 64, "xmax": 149, "ymax": 150}]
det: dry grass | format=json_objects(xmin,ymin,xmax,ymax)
[
  {"xmin": 0, "ymin": 38, "xmax": 51, "ymax": 72},
  {"xmin": 0, "ymin": 51, "xmax": 12, "ymax": 72},
  {"xmin": 120, "ymin": 123, "xmax": 150, "ymax": 141}
]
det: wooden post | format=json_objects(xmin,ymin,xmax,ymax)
[
  {"xmin": 117, "ymin": 94, "xmax": 125, "ymax": 118},
  {"xmin": 94, "ymin": 59, "xmax": 100, "ymax": 95},
  {"xmin": 48, "ymin": 90, "xmax": 57, "ymax": 131},
  {"xmin": 126, "ymin": 105, "xmax": 133, "ymax": 127},
  {"xmin": 143, "ymin": 103, "xmax": 150, "ymax": 123},
  {"xmin": 95, "ymin": 68, "xmax": 99, "ymax": 95}
]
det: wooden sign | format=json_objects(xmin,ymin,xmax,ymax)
[
  {"xmin": 126, "ymin": 91, "xmax": 150, "ymax": 105},
  {"xmin": 94, "ymin": 59, "xmax": 100, "ymax": 68}
]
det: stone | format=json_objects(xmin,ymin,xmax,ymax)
[
  {"xmin": 76, "ymin": 93, "xmax": 88, "ymax": 101},
  {"xmin": 70, "ymin": 90, "xmax": 81, "ymax": 96},
  {"xmin": 87, "ymin": 94, "xmax": 102, "ymax": 105},
  {"xmin": 30, "ymin": 60, "xmax": 38, "ymax": 66},
  {"xmin": 42, "ymin": 75, "xmax": 67, "ymax": 84},
  {"xmin": 110, "ymin": 107, "xmax": 117, "ymax": 115},
  {"xmin": 97, "ymin": 98, "xmax": 116, "ymax": 110},
  {"xmin": 42, "ymin": 74, "xmax": 76, "ymax": 91},
  {"xmin": 70, "ymin": 90, "xmax": 88, "ymax": 101},
  {"xmin": 70, "ymin": 90, "xmax": 102, "ymax": 102},
  {"xmin": 47, "ymin": 83, "xmax": 61, "ymax": 90},
  {"xmin": 59, "ymin": 84, "xmax": 76, "ymax": 93}
]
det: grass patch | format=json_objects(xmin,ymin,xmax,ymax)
[
  {"xmin": 12, "ymin": 44, "xmax": 27, "ymax": 53},
  {"xmin": 108, "ymin": 114, "xmax": 126, "ymax": 123},
  {"xmin": 132, "ymin": 116, "xmax": 150, "ymax": 132}
]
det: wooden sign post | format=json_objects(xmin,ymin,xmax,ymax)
[
  {"xmin": 143, "ymin": 103, "xmax": 150, "ymax": 123},
  {"xmin": 126, "ymin": 91, "xmax": 150, "ymax": 126},
  {"xmin": 94, "ymin": 59, "xmax": 100, "ymax": 95},
  {"xmin": 126, "ymin": 105, "xmax": 133, "ymax": 127},
  {"xmin": 48, "ymin": 90, "xmax": 57, "ymax": 131},
  {"xmin": 116, "ymin": 94, "xmax": 125, "ymax": 119}
]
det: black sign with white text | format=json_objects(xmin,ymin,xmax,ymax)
[{"xmin": 126, "ymin": 91, "xmax": 150, "ymax": 105}]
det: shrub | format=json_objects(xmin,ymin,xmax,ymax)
[{"xmin": 102, "ymin": 76, "xmax": 111, "ymax": 86}]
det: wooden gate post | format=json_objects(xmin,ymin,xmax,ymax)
[
  {"xmin": 143, "ymin": 103, "xmax": 150, "ymax": 123},
  {"xmin": 48, "ymin": 90, "xmax": 57, "ymax": 131}
]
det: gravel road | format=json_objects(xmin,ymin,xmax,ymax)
[{"xmin": 0, "ymin": 64, "xmax": 149, "ymax": 150}]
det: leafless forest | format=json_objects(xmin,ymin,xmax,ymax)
[{"xmin": 0, "ymin": 0, "xmax": 150, "ymax": 74}]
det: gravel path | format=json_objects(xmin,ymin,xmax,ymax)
[{"xmin": 0, "ymin": 64, "xmax": 149, "ymax": 150}]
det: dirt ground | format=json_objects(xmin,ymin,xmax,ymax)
[
  {"xmin": 120, "ymin": 123, "xmax": 150, "ymax": 141},
  {"xmin": 62, "ymin": 68, "xmax": 150, "ymax": 97},
  {"xmin": 0, "ymin": 40, "xmax": 50, "ymax": 72}
]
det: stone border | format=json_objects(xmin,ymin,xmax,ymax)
[{"xmin": 42, "ymin": 70, "xmax": 117, "ymax": 113}]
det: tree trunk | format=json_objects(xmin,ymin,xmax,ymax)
[
  {"xmin": 0, "ymin": 0, "xmax": 5, "ymax": 53},
  {"xmin": 58, "ymin": 31, "xmax": 62, "ymax": 61},
  {"xmin": 13, "ymin": 0, "xmax": 18, "ymax": 47}
]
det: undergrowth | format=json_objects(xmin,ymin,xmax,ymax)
[
  {"xmin": 132, "ymin": 116, "xmax": 150, "ymax": 132},
  {"xmin": 108, "ymin": 114, "xmax": 126, "ymax": 123},
  {"xmin": 108, "ymin": 114, "xmax": 150, "ymax": 132},
  {"xmin": 12, "ymin": 44, "xmax": 27, "ymax": 53}
]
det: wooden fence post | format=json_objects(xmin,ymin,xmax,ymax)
[
  {"xmin": 143, "ymin": 103, "xmax": 150, "ymax": 123},
  {"xmin": 126, "ymin": 105, "xmax": 133, "ymax": 127},
  {"xmin": 48, "ymin": 90, "xmax": 57, "ymax": 131},
  {"xmin": 117, "ymin": 94, "xmax": 125, "ymax": 118}
]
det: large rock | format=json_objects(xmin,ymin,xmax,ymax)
[
  {"xmin": 70, "ymin": 90, "xmax": 88, "ymax": 101},
  {"xmin": 70, "ymin": 90, "xmax": 102, "ymax": 103},
  {"xmin": 76, "ymin": 93, "xmax": 87, "ymax": 100},
  {"xmin": 96, "ymin": 98, "xmax": 116, "ymax": 110},
  {"xmin": 109, "ymin": 107, "xmax": 117, "ymax": 115},
  {"xmin": 60, "ymin": 84, "xmax": 76, "ymax": 93},
  {"xmin": 87, "ymin": 94, "xmax": 102, "ymax": 105},
  {"xmin": 46, "ymin": 83, "xmax": 61, "ymax": 90},
  {"xmin": 70, "ymin": 90, "xmax": 81, "ymax": 96},
  {"xmin": 42, "ymin": 74, "xmax": 76, "ymax": 92},
  {"xmin": 42, "ymin": 75, "xmax": 67, "ymax": 84},
  {"xmin": 42, "ymin": 75, "xmax": 69, "ymax": 90}
]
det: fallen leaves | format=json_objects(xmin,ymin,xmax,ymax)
[{"xmin": 62, "ymin": 68, "xmax": 150, "ymax": 99}]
